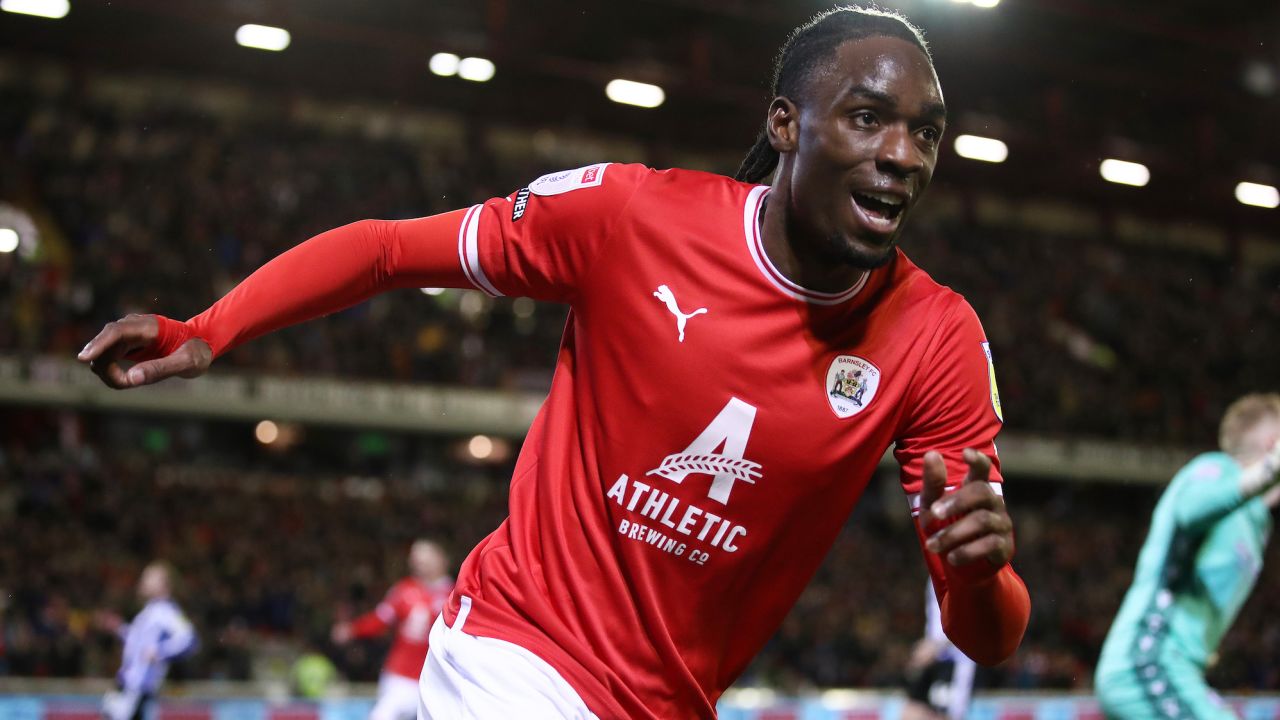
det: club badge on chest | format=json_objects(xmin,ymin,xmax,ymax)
[{"xmin": 826, "ymin": 355, "xmax": 881, "ymax": 419}]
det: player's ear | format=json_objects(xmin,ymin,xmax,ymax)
[{"xmin": 766, "ymin": 97, "xmax": 799, "ymax": 154}]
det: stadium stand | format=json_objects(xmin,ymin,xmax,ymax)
[
  {"xmin": 2, "ymin": 408, "xmax": 1278, "ymax": 690},
  {"xmin": 1, "ymin": 45, "xmax": 1279, "ymax": 704},
  {"xmin": 3, "ymin": 77, "xmax": 1278, "ymax": 446}
]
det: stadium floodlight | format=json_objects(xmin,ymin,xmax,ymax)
[
  {"xmin": 1100, "ymin": 159, "xmax": 1150, "ymax": 187},
  {"xmin": 971, "ymin": 0, "xmax": 1000, "ymax": 7},
  {"xmin": 457, "ymin": 57, "xmax": 496, "ymax": 82},
  {"xmin": 0, "ymin": 0, "xmax": 69, "ymax": 19},
  {"xmin": 235, "ymin": 24, "xmax": 291, "ymax": 52},
  {"xmin": 429, "ymin": 53, "xmax": 461, "ymax": 77},
  {"xmin": 1234, "ymin": 181, "xmax": 1279, "ymax": 209},
  {"xmin": 0, "ymin": 228, "xmax": 18, "ymax": 254},
  {"xmin": 953, "ymin": 134, "xmax": 1008, "ymax": 163},
  {"xmin": 606, "ymin": 79, "xmax": 666, "ymax": 109},
  {"xmin": 469, "ymin": 434, "xmax": 494, "ymax": 460},
  {"xmin": 255, "ymin": 420, "xmax": 280, "ymax": 445}
]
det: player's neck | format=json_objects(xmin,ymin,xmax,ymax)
[{"xmin": 758, "ymin": 191, "xmax": 869, "ymax": 295}]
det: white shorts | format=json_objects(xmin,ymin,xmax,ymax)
[
  {"xmin": 418, "ymin": 596, "xmax": 600, "ymax": 720},
  {"xmin": 371, "ymin": 671, "xmax": 421, "ymax": 720}
]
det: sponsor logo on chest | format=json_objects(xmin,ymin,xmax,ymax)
[{"xmin": 825, "ymin": 354, "xmax": 881, "ymax": 419}]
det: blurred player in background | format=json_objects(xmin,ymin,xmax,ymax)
[
  {"xmin": 95, "ymin": 562, "xmax": 197, "ymax": 720},
  {"xmin": 331, "ymin": 540, "xmax": 453, "ymax": 720},
  {"xmin": 903, "ymin": 581, "xmax": 978, "ymax": 720},
  {"xmin": 77, "ymin": 6, "xmax": 1030, "ymax": 718},
  {"xmin": 1095, "ymin": 394, "xmax": 1280, "ymax": 720}
]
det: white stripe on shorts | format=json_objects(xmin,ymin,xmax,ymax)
[{"xmin": 419, "ymin": 596, "xmax": 599, "ymax": 720}]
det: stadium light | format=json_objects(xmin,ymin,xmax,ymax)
[
  {"xmin": 0, "ymin": 228, "xmax": 18, "ymax": 254},
  {"xmin": 1234, "ymin": 182, "xmax": 1279, "ymax": 209},
  {"xmin": 1099, "ymin": 159, "xmax": 1150, "ymax": 187},
  {"xmin": 235, "ymin": 24, "xmax": 291, "ymax": 52},
  {"xmin": 429, "ymin": 53, "xmax": 461, "ymax": 77},
  {"xmin": 255, "ymin": 420, "xmax": 280, "ymax": 445},
  {"xmin": 457, "ymin": 57, "xmax": 495, "ymax": 82},
  {"xmin": 953, "ymin": 134, "xmax": 1008, "ymax": 163},
  {"xmin": 971, "ymin": 0, "xmax": 1000, "ymax": 7},
  {"xmin": 606, "ymin": 79, "xmax": 666, "ymax": 109},
  {"xmin": 469, "ymin": 434, "xmax": 494, "ymax": 460},
  {"xmin": 0, "ymin": 0, "xmax": 69, "ymax": 19}
]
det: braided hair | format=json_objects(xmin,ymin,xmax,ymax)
[{"xmin": 734, "ymin": 6, "xmax": 933, "ymax": 184}]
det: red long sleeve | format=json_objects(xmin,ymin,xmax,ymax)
[
  {"xmin": 914, "ymin": 520, "xmax": 1030, "ymax": 665},
  {"xmin": 184, "ymin": 211, "xmax": 468, "ymax": 358},
  {"xmin": 349, "ymin": 608, "xmax": 394, "ymax": 639},
  {"xmin": 939, "ymin": 562, "xmax": 1029, "ymax": 665}
]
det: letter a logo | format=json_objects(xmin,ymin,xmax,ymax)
[{"xmin": 647, "ymin": 397, "xmax": 762, "ymax": 505}]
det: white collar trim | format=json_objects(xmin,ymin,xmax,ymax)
[{"xmin": 741, "ymin": 186, "xmax": 868, "ymax": 305}]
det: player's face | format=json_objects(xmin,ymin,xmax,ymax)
[
  {"xmin": 1243, "ymin": 416, "xmax": 1280, "ymax": 465},
  {"xmin": 409, "ymin": 542, "xmax": 446, "ymax": 581},
  {"xmin": 138, "ymin": 565, "xmax": 168, "ymax": 600},
  {"xmin": 786, "ymin": 36, "xmax": 945, "ymax": 269}
]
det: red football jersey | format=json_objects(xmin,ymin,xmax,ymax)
[
  {"xmin": 351, "ymin": 577, "xmax": 453, "ymax": 679},
  {"xmin": 434, "ymin": 164, "xmax": 1005, "ymax": 718}
]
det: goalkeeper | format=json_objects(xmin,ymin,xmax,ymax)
[{"xmin": 1096, "ymin": 394, "xmax": 1280, "ymax": 720}]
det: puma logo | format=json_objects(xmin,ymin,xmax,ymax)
[{"xmin": 653, "ymin": 285, "xmax": 707, "ymax": 343}]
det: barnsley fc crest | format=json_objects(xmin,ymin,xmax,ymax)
[{"xmin": 826, "ymin": 355, "xmax": 880, "ymax": 419}]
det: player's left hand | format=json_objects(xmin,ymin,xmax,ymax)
[{"xmin": 917, "ymin": 449, "xmax": 1013, "ymax": 568}]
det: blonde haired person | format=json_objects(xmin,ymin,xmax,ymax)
[{"xmin": 1096, "ymin": 394, "xmax": 1280, "ymax": 720}]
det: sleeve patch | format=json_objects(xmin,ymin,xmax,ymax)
[
  {"xmin": 982, "ymin": 341, "xmax": 1003, "ymax": 423},
  {"xmin": 512, "ymin": 187, "xmax": 531, "ymax": 221},
  {"xmin": 528, "ymin": 163, "xmax": 609, "ymax": 197}
]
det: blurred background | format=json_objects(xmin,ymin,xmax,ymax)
[{"xmin": 1, "ymin": 0, "xmax": 1279, "ymax": 717}]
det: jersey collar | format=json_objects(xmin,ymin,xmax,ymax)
[{"xmin": 742, "ymin": 186, "xmax": 870, "ymax": 306}]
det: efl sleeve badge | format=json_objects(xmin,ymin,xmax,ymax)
[{"xmin": 982, "ymin": 341, "xmax": 1003, "ymax": 423}]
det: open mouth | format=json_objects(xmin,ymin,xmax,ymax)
[{"xmin": 851, "ymin": 192, "xmax": 905, "ymax": 222}]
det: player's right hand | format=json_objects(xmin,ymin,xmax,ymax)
[{"xmin": 77, "ymin": 314, "xmax": 212, "ymax": 389}]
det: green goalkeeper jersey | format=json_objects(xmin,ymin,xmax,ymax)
[{"xmin": 1098, "ymin": 452, "xmax": 1272, "ymax": 676}]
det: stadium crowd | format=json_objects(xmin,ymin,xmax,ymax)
[
  {"xmin": 3, "ymin": 70, "xmax": 1280, "ymax": 692},
  {"xmin": 1, "ymin": 410, "xmax": 1278, "ymax": 690},
  {"xmin": 2, "ymin": 80, "xmax": 1279, "ymax": 447}
]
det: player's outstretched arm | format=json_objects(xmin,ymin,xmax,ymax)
[
  {"xmin": 1175, "ymin": 441, "xmax": 1280, "ymax": 531},
  {"xmin": 76, "ymin": 211, "xmax": 470, "ymax": 389},
  {"xmin": 916, "ymin": 449, "xmax": 1030, "ymax": 666}
]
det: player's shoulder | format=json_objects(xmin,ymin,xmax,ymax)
[
  {"xmin": 1173, "ymin": 452, "xmax": 1240, "ymax": 486},
  {"xmin": 889, "ymin": 250, "xmax": 982, "ymax": 331},
  {"xmin": 149, "ymin": 599, "xmax": 185, "ymax": 622},
  {"xmin": 528, "ymin": 162, "xmax": 751, "ymax": 201},
  {"xmin": 388, "ymin": 577, "xmax": 418, "ymax": 596}
]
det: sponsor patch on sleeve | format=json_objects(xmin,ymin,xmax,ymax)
[
  {"xmin": 527, "ymin": 162, "xmax": 609, "ymax": 197},
  {"xmin": 982, "ymin": 341, "xmax": 1003, "ymax": 423},
  {"xmin": 512, "ymin": 187, "xmax": 531, "ymax": 221}
]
